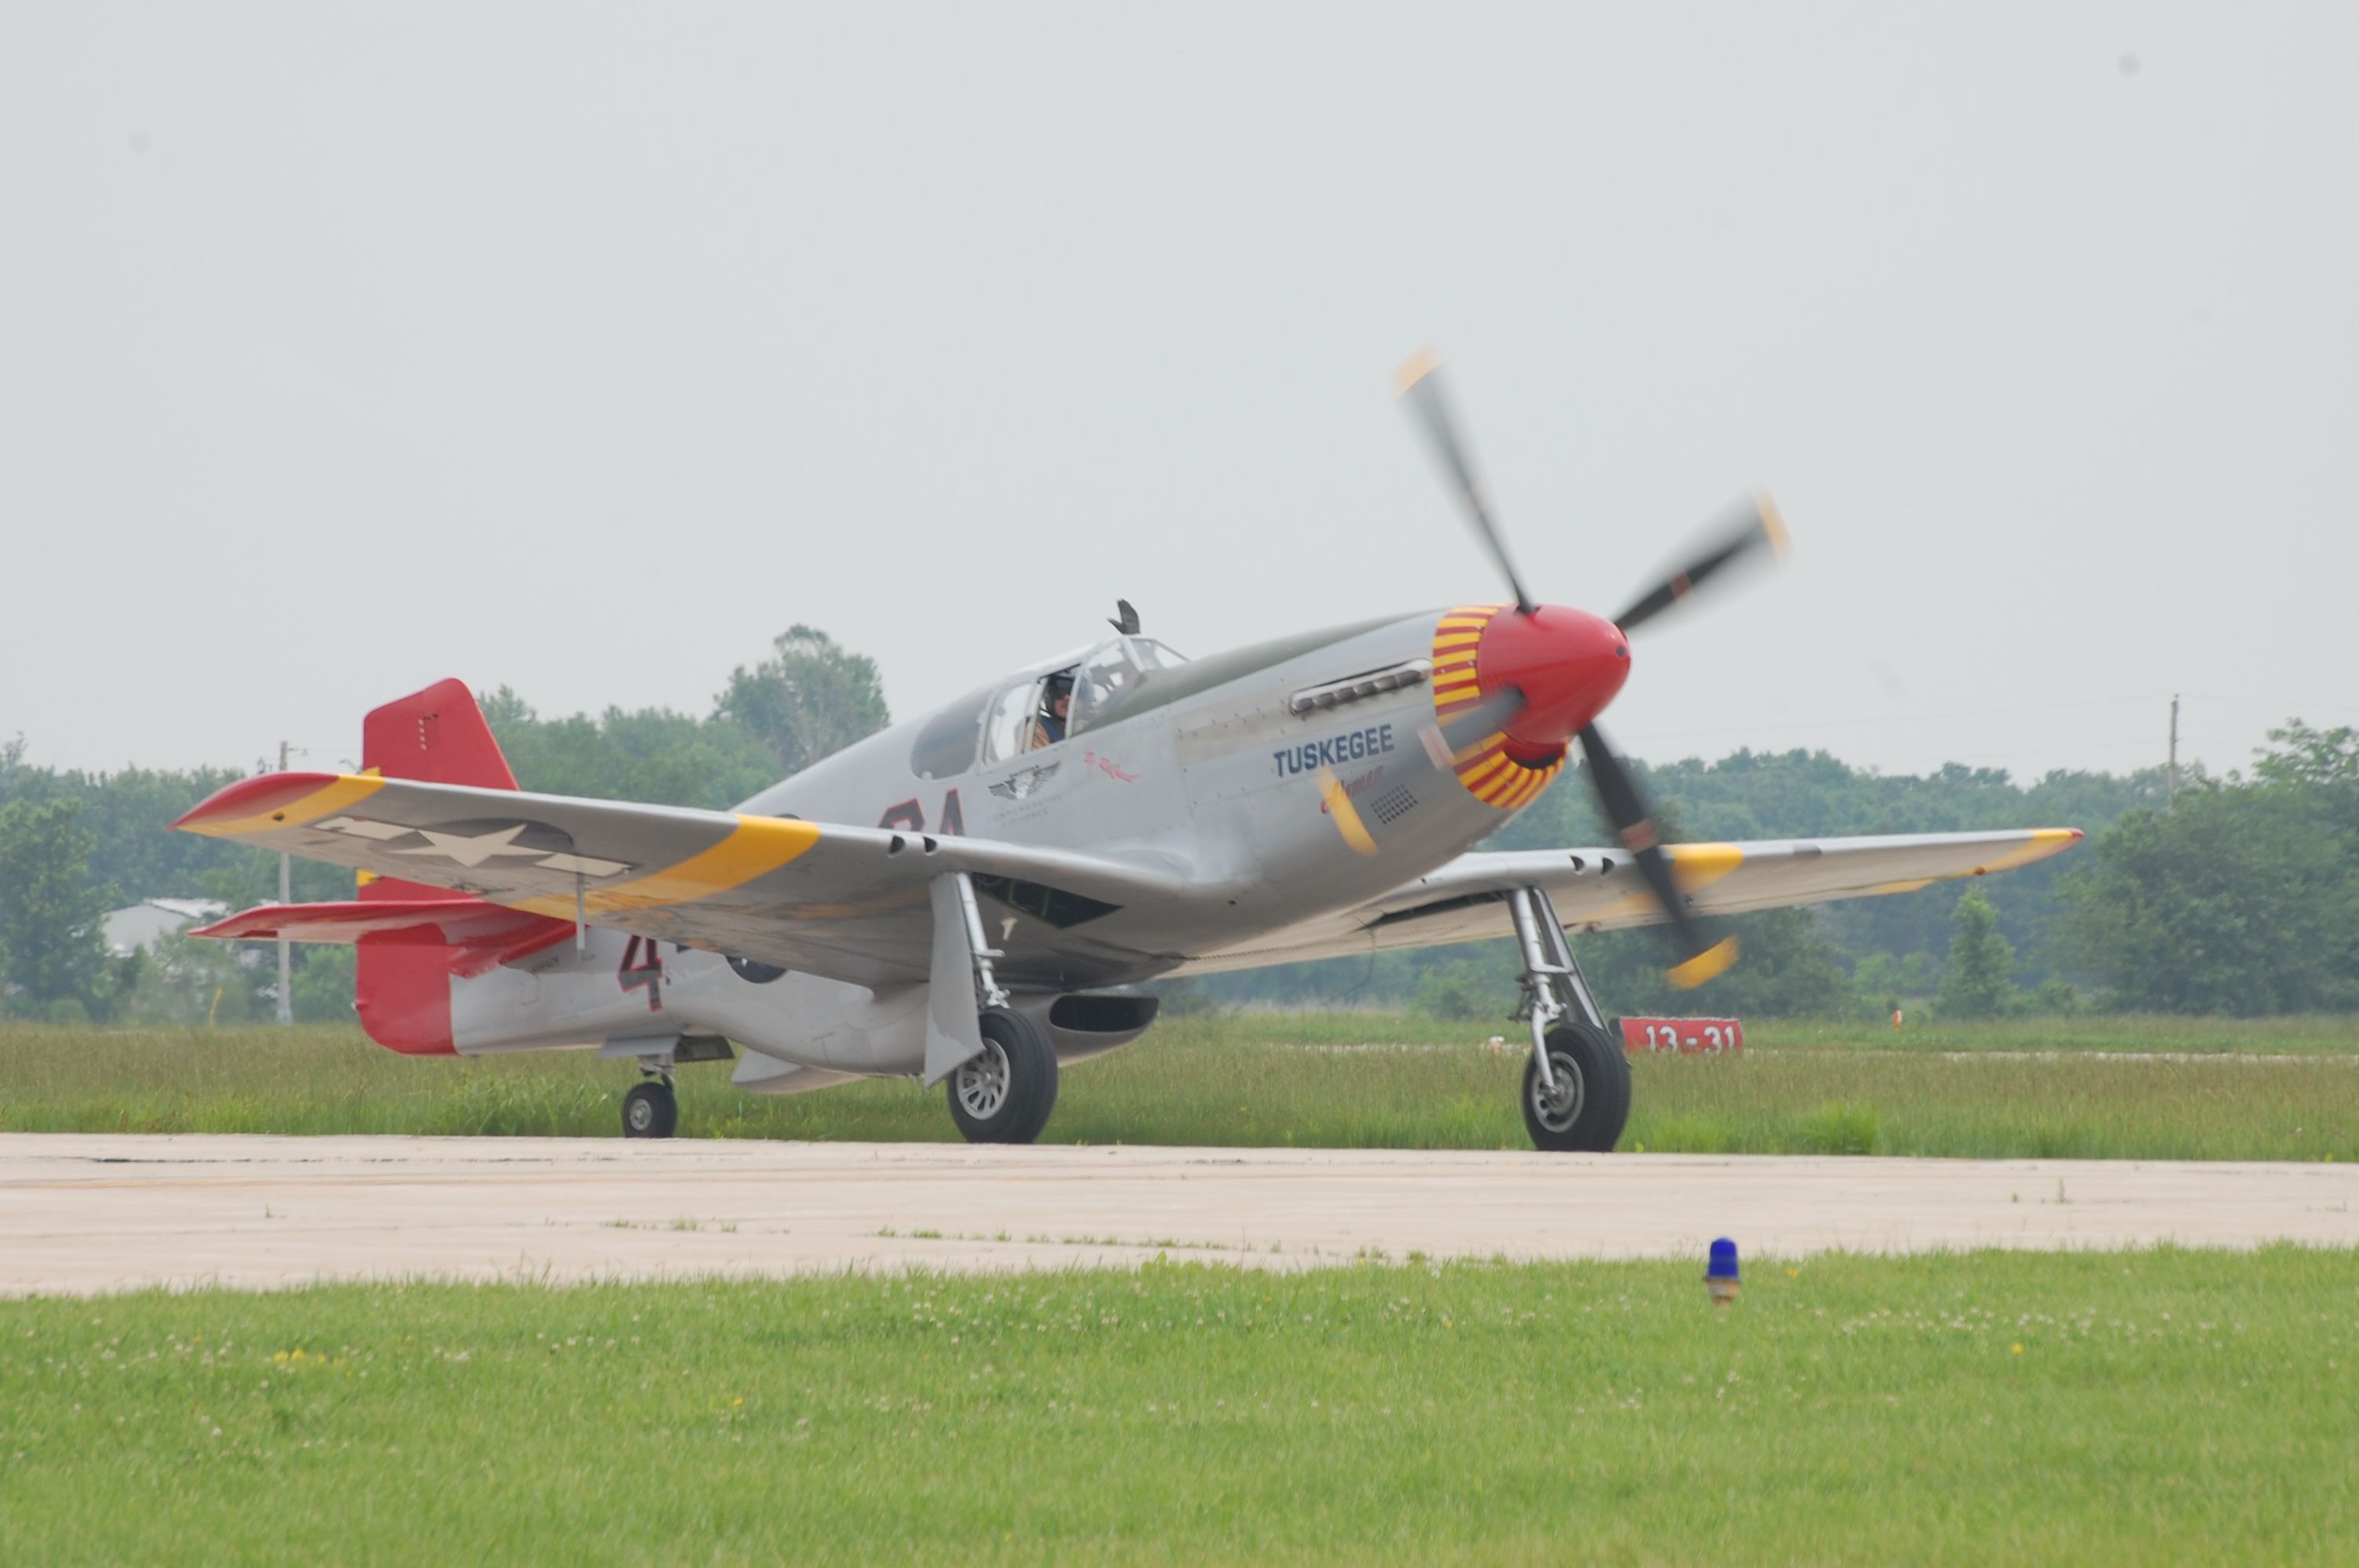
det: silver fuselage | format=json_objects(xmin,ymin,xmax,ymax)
[{"xmin": 451, "ymin": 608, "xmax": 1527, "ymax": 1083}]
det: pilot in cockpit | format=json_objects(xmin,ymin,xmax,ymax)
[{"xmin": 1030, "ymin": 671, "xmax": 1075, "ymax": 750}]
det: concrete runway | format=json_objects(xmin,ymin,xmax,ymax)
[{"xmin": 4, "ymin": 1133, "xmax": 2354, "ymax": 1296}]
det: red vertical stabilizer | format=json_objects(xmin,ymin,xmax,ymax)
[{"xmin": 354, "ymin": 679, "xmax": 518, "ymax": 1055}]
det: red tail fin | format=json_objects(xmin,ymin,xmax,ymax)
[
  {"xmin": 355, "ymin": 679, "xmax": 520, "ymax": 1054},
  {"xmin": 361, "ymin": 677, "xmax": 520, "ymax": 790}
]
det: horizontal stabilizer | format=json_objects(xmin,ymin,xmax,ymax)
[{"xmin": 194, "ymin": 899, "xmax": 574, "ymax": 978}]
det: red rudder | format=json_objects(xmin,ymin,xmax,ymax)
[{"xmin": 353, "ymin": 679, "xmax": 520, "ymax": 1055}]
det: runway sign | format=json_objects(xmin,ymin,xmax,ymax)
[{"xmin": 1619, "ymin": 1017, "xmax": 1743, "ymax": 1054}]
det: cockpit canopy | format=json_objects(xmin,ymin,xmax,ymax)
[
  {"xmin": 982, "ymin": 635, "xmax": 1187, "ymax": 763},
  {"xmin": 911, "ymin": 634, "xmax": 1189, "ymax": 779}
]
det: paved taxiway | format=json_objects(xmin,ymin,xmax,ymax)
[{"xmin": 4, "ymin": 1133, "xmax": 2353, "ymax": 1295}]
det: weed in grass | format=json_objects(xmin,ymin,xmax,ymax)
[{"xmin": 1795, "ymin": 1100, "xmax": 1882, "ymax": 1155}]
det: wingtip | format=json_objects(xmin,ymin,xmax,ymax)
[{"xmin": 170, "ymin": 771, "xmax": 344, "ymax": 833}]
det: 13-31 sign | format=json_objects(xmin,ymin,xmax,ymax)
[{"xmin": 1618, "ymin": 1017, "xmax": 1743, "ymax": 1054}]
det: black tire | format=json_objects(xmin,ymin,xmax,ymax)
[
  {"xmin": 1520, "ymin": 1020, "xmax": 1631, "ymax": 1152},
  {"xmin": 622, "ymin": 1080, "xmax": 678, "ymax": 1139},
  {"xmin": 946, "ymin": 1008, "xmax": 1060, "ymax": 1145}
]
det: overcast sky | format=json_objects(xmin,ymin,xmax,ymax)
[{"xmin": 5, "ymin": 3, "xmax": 2353, "ymax": 786}]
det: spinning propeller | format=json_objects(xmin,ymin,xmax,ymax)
[{"xmin": 1395, "ymin": 350, "xmax": 1790, "ymax": 989}]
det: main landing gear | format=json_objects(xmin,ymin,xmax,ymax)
[
  {"xmin": 946, "ymin": 1007, "xmax": 1060, "ymax": 1145},
  {"xmin": 1507, "ymin": 884, "xmax": 1631, "ymax": 1152},
  {"xmin": 938, "ymin": 872, "xmax": 1063, "ymax": 1146},
  {"xmin": 622, "ymin": 1069, "xmax": 678, "ymax": 1139}
]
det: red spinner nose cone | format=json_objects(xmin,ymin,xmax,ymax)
[{"xmin": 1475, "ymin": 604, "xmax": 1631, "ymax": 763}]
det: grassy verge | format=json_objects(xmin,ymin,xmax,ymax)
[
  {"xmin": 1, "ymin": 1015, "xmax": 2354, "ymax": 1158},
  {"xmin": 2, "ymin": 1248, "xmax": 2351, "ymax": 1565},
  {"xmin": 1754, "ymin": 1012, "xmax": 2359, "ymax": 1054}
]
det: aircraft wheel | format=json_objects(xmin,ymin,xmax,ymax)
[
  {"xmin": 623, "ymin": 1080, "xmax": 678, "ymax": 1139},
  {"xmin": 1521, "ymin": 1020, "xmax": 1630, "ymax": 1152},
  {"xmin": 947, "ymin": 1008, "xmax": 1060, "ymax": 1145}
]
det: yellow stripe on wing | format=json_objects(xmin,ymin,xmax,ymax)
[
  {"xmin": 1585, "ymin": 841, "xmax": 1750, "ymax": 924},
  {"xmin": 180, "ymin": 773, "xmax": 387, "ymax": 838},
  {"xmin": 1968, "ymin": 829, "xmax": 2082, "ymax": 875},
  {"xmin": 514, "ymin": 816, "xmax": 821, "ymax": 917},
  {"xmin": 1665, "ymin": 841, "xmax": 1745, "ymax": 889}
]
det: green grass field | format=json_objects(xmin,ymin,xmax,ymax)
[
  {"xmin": 2, "ymin": 1014, "xmax": 2354, "ymax": 1160},
  {"xmin": 2, "ymin": 1248, "xmax": 2352, "ymax": 1565}
]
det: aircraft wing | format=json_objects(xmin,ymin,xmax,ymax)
[
  {"xmin": 1175, "ymin": 828, "xmax": 2082, "ymax": 973},
  {"xmin": 173, "ymin": 771, "xmax": 1188, "ymax": 989}
]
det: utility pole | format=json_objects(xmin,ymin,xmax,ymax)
[
  {"xmin": 2167, "ymin": 695, "xmax": 2180, "ymax": 811},
  {"xmin": 276, "ymin": 739, "xmax": 293, "ymax": 1025}
]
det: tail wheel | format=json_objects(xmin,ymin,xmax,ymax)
[
  {"xmin": 947, "ymin": 1008, "xmax": 1060, "ymax": 1145},
  {"xmin": 1521, "ymin": 1020, "xmax": 1630, "ymax": 1152},
  {"xmin": 622, "ymin": 1080, "xmax": 678, "ymax": 1139}
]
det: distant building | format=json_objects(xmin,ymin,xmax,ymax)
[{"xmin": 104, "ymin": 898, "xmax": 228, "ymax": 957}]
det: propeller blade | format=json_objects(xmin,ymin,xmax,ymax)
[
  {"xmin": 1611, "ymin": 490, "xmax": 1791, "ymax": 635},
  {"xmin": 1395, "ymin": 349, "xmax": 1538, "ymax": 616},
  {"xmin": 1436, "ymin": 687, "xmax": 1528, "ymax": 755},
  {"xmin": 1575, "ymin": 723, "xmax": 1739, "ymax": 989}
]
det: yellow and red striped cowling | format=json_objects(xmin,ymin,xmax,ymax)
[{"xmin": 1430, "ymin": 604, "xmax": 1565, "ymax": 811}]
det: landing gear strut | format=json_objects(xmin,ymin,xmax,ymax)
[
  {"xmin": 932, "ymin": 873, "xmax": 1062, "ymax": 1146},
  {"xmin": 1507, "ymin": 885, "xmax": 1630, "ymax": 1152},
  {"xmin": 622, "ymin": 1069, "xmax": 678, "ymax": 1139}
]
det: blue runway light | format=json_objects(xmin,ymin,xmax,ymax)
[{"xmin": 1707, "ymin": 1237, "xmax": 1740, "ymax": 1305}]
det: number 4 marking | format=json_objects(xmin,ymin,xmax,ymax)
[{"xmin": 619, "ymin": 936, "xmax": 663, "ymax": 1012}]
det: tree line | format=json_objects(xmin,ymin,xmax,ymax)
[
  {"xmin": 2, "ymin": 622, "xmax": 2350, "ymax": 1022},
  {"xmin": 0, "ymin": 628, "xmax": 886, "ymax": 1024}
]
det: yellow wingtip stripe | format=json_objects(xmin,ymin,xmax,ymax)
[
  {"xmin": 1971, "ymin": 829, "xmax": 2083, "ymax": 875},
  {"xmin": 182, "ymin": 773, "xmax": 387, "ymax": 839}
]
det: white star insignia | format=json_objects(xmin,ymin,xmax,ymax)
[{"xmin": 391, "ymin": 824, "xmax": 550, "ymax": 869}]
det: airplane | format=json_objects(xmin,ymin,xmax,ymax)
[{"xmin": 173, "ymin": 355, "xmax": 2081, "ymax": 1151}]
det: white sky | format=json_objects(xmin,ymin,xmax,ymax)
[{"xmin": 5, "ymin": 4, "xmax": 2354, "ymax": 782}]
